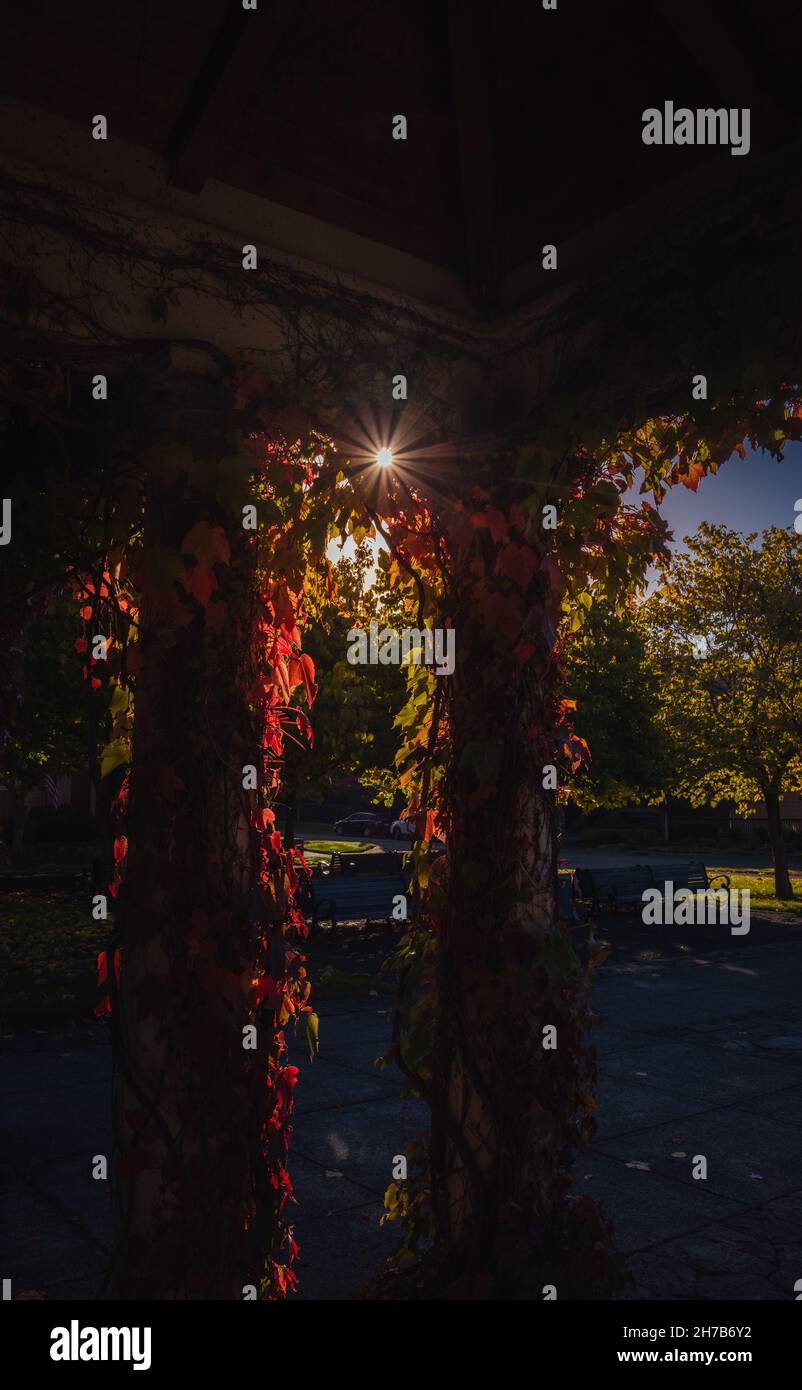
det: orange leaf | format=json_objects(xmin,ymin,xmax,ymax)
[
  {"xmin": 184, "ymin": 564, "xmax": 218, "ymax": 607},
  {"xmin": 181, "ymin": 521, "xmax": 231, "ymax": 566}
]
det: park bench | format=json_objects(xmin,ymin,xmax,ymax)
[
  {"xmin": 574, "ymin": 860, "xmax": 730, "ymax": 914},
  {"xmin": 299, "ymin": 868, "xmax": 409, "ymax": 932},
  {"xmin": 558, "ymin": 868, "xmax": 581, "ymax": 923},
  {"xmin": 574, "ymin": 864, "xmax": 654, "ymax": 914},
  {"xmin": 649, "ymin": 861, "xmax": 730, "ymax": 894},
  {"xmin": 329, "ymin": 850, "xmax": 405, "ymax": 876},
  {"xmin": 0, "ymin": 871, "xmax": 91, "ymax": 892}
]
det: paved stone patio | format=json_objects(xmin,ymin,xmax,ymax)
[{"xmin": 2, "ymin": 921, "xmax": 802, "ymax": 1300}]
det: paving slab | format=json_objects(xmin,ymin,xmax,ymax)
[
  {"xmin": 593, "ymin": 1078, "xmax": 714, "ymax": 1141},
  {"xmin": 16, "ymin": 1154, "xmax": 115, "ymax": 1245},
  {"xmin": 292, "ymin": 1202, "xmax": 396, "ymax": 1300},
  {"xmin": 289, "ymin": 1152, "xmax": 386, "ymax": 1221},
  {"xmin": 310, "ymin": 1010, "xmax": 393, "ymax": 1046},
  {"xmin": 2, "ymin": 933, "xmax": 801, "ymax": 1299},
  {"xmin": 572, "ymin": 1152, "xmax": 744, "ymax": 1254},
  {"xmin": 730, "ymin": 1083, "xmax": 802, "ymax": 1130},
  {"xmin": 289, "ymin": 1056, "xmax": 399, "ymax": 1115},
  {"xmin": 1, "ymin": 1169, "xmax": 106, "ymax": 1295},
  {"xmin": 620, "ymin": 1190, "xmax": 802, "ymax": 1300},
  {"xmin": 0, "ymin": 1081, "xmax": 111, "ymax": 1164},
  {"xmin": 292, "ymin": 1095, "xmax": 428, "ymax": 1197},
  {"xmin": 594, "ymin": 1109, "xmax": 802, "ymax": 1204},
  {"xmin": 599, "ymin": 1039, "xmax": 797, "ymax": 1107}
]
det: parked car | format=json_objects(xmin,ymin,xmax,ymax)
[
  {"xmin": 331, "ymin": 811, "xmax": 391, "ymax": 837},
  {"xmin": 390, "ymin": 818, "xmax": 446, "ymax": 851}
]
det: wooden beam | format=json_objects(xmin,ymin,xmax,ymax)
[
  {"xmin": 165, "ymin": 3, "xmax": 292, "ymax": 195},
  {"xmin": 658, "ymin": 0, "xmax": 783, "ymax": 136},
  {"xmin": 447, "ymin": 0, "xmax": 498, "ymax": 312}
]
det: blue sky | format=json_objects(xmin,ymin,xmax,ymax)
[{"xmin": 626, "ymin": 441, "xmax": 802, "ymax": 553}]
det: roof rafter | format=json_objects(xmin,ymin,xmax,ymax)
[
  {"xmin": 447, "ymin": 0, "xmax": 499, "ymax": 313},
  {"xmin": 658, "ymin": 0, "xmax": 782, "ymax": 135},
  {"xmin": 165, "ymin": 3, "xmax": 292, "ymax": 194}
]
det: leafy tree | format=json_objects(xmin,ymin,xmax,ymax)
[
  {"xmin": 645, "ymin": 523, "xmax": 802, "ymax": 897},
  {"xmin": 564, "ymin": 598, "xmax": 670, "ymax": 811},
  {"xmin": 278, "ymin": 541, "xmax": 411, "ymax": 839},
  {"xmin": 0, "ymin": 598, "xmax": 94, "ymax": 858}
]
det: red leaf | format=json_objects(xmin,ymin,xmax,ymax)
[
  {"xmin": 287, "ymin": 652, "xmax": 317, "ymax": 704},
  {"xmin": 486, "ymin": 507, "xmax": 508, "ymax": 543},
  {"xmin": 253, "ymin": 975, "xmax": 281, "ymax": 1009},
  {"xmin": 679, "ymin": 459, "xmax": 706, "ymax": 492},
  {"xmin": 270, "ymin": 658, "xmax": 291, "ymax": 701},
  {"xmin": 184, "ymin": 563, "xmax": 217, "ymax": 607},
  {"xmin": 496, "ymin": 541, "xmax": 539, "ymax": 590},
  {"xmin": 234, "ymin": 367, "xmax": 270, "ymax": 411}
]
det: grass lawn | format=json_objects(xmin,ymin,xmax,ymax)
[
  {"xmin": 0, "ymin": 889, "xmax": 107, "ymax": 1027},
  {"xmin": 303, "ymin": 839, "xmax": 375, "ymax": 856},
  {"xmin": 0, "ymin": 878, "xmax": 395, "ymax": 1026},
  {"xmin": 311, "ymin": 964, "xmax": 394, "ymax": 999},
  {"xmin": 709, "ymin": 866, "xmax": 802, "ymax": 914}
]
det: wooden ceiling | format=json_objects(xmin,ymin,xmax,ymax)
[{"xmin": 2, "ymin": 0, "xmax": 801, "ymax": 313}]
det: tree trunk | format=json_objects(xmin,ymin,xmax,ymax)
[
  {"xmin": 764, "ymin": 788, "xmax": 793, "ymax": 898},
  {"xmin": 10, "ymin": 786, "xmax": 28, "ymax": 864}
]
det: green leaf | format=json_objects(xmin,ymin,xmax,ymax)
[
  {"xmin": 300, "ymin": 1008, "xmax": 319, "ymax": 1062},
  {"xmin": 108, "ymin": 684, "xmax": 131, "ymax": 717},
  {"xmin": 100, "ymin": 737, "xmax": 130, "ymax": 778}
]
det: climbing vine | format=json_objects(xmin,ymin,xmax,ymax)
[
  {"xmin": 342, "ymin": 387, "xmax": 802, "ymax": 1297},
  {"xmin": 90, "ymin": 421, "xmax": 334, "ymax": 1300}
]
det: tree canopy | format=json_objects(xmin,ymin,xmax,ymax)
[
  {"xmin": 645, "ymin": 522, "xmax": 802, "ymax": 896},
  {"xmin": 564, "ymin": 598, "xmax": 669, "ymax": 812}
]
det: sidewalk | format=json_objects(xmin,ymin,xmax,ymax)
[{"xmin": 2, "ymin": 933, "xmax": 802, "ymax": 1299}]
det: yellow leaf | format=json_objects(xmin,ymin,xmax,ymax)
[{"xmin": 100, "ymin": 737, "xmax": 129, "ymax": 778}]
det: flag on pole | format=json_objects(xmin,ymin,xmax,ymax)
[{"xmin": 44, "ymin": 773, "xmax": 59, "ymax": 809}]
